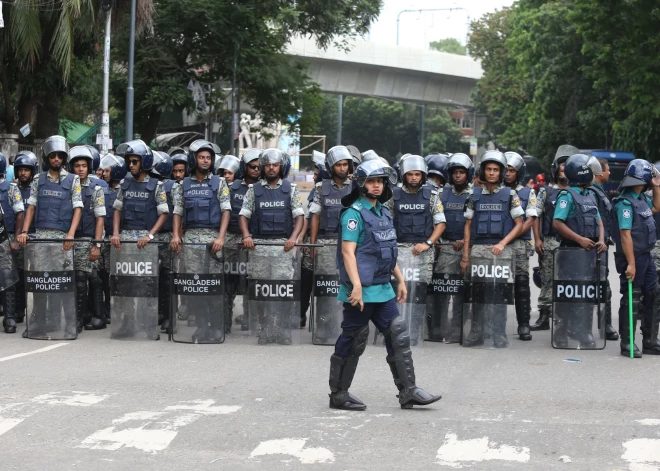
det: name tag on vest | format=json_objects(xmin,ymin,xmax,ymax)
[
  {"xmin": 42, "ymin": 190, "xmax": 63, "ymax": 197},
  {"xmin": 445, "ymin": 203, "xmax": 464, "ymax": 210},
  {"xmin": 374, "ymin": 229, "xmax": 396, "ymax": 241},
  {"xmin": 478, "ymin": 204, "xmax": 502, "ymax": 211},
  {"xmin": 260, "ymin": 201, "xmax": 285, "ymax": 208},
  {"xmin": 324, "ymin": 198, "xmax": 341, "ymax": 205},
  {"xmin": 399, "ymin": 204, "xmax": 426, "ymax": 210},
  {"xmin": 124, "ymin": 191, "xmax": 149, "ymax": 198}
]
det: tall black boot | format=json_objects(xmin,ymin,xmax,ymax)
[
  {"xmin": 386, "ymin": 316, "xmax": 441, "ymax": 409},
  {"xmin": 159, "ymin": 267, "xmax": 172, "ymax": 333},
  {"xmin": 329, "ymin": 325, "xmax": 369, "ymax": 411},
  {"xmin": 604, "ymin": 285, "xmax": 618, "ymax": 340},
  {"xmin": 463, "ymin": 304, "xmax": 483, "ymax": 347},
  {"xmin": 3, "ymin": 287, "xmax": 17, "ymax": 333},
  {"xmin": 620, "ymin": 287, "xmax": 642, "ymax": 358},
  {"xmin": 515, "ymin": 275, "xmax": 532, "ymax": 341},
  {"xmin": 84, "ymin": 269, "xmax": 106, "ymax": 330},
  {"xmin": 530, "ymin": 306, "xmax": 551, "ymax": 331},
  {"xmin": 15, "ymin": 269, "xmax": 25, "ymax": 323},
  {"xmin": 75, "ymin": 271, "xmax": 89, "ymax": 334},
  {"xmin": 576, "ymin": 305, "xmax": 596, "ymax": 348},
  {"xmin": 101, "ymin": 269, "xmax": 111, "ymax": 324},
  {"xmin": 642, "ymin": 285, "xmax": 660, "ymax": 355}
]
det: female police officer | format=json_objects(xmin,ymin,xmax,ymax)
[{"xmin": 328, "ymin": 159, "xmax": 441, "ymax": 411}]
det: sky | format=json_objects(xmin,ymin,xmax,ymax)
[{"xmin": 367, "ymin": 0, "xmax": 516, "ymax": 49}]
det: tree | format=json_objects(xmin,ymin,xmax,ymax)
[{"xmin": 429, "ymin": 38, "xmax": 466, "ymax": 55}]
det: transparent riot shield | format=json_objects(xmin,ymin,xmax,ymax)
[
  {"xmin": 247, "ymin": 244, "xmax": 302, "ymax": 345},
  {"xmin": 223, "ymin": 243, "xmax": 250, "ymax": 332},
  {"xmin": 109, "ymin": 244, "xmax": 159, "ymax": 340},
  {"xmin": 552, "ymin": 248, "xmax": 606, "ymax": 350},
  {"xmin": 462, "ymin": 251, "xmax": 516, "ymax": 349},
  {"xmin": 311, "ymin": 244, "xmax": 342, "ymax": 345},
  {"xmin": 394, "ymin": 246, "xmax": 429, "ymax": 347},
  {"xmin": 0, "ymin": 240, "xmax": 18, "ymax": 292},
  {"xmin": 24, "ymin": 241, "xmax": 77, "ymax": 340},
  {"xmin": 171, "ymin": 243, "xmax": 224, "ymax": 344},
  {"xmin": 426, "ymin": 244, "xmax": 464, "ymax": 343}
]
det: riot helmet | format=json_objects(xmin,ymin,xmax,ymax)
[
  {"xmin": 587, "ymin": 156, "xmax": 602, "ymax": 176},
  {"xmin": 346, "ymin": 145, "xmax": 362, "ymax": 167},
  {"xmin": 14, "ymin": 151, "xmax": 38, "ymax": 178},
  {"xmin": 620, "ymin": 159, "xmax": 655, "ymax": 190},
  {"xmin": 187, "ymin": 139, "xmax": 216, "ymax": 173},
  {"xmin": 425, "ymin": 153, "xmax": 449, "ymax": 184},
  {"xmin": 216, "ymin": 154, "xmax": 240, "ymax": 177},
  {"xmin": 116, "ymin": 139, "xmax": 154, "ymax": 172},
  {"xmin": 325, "ymin": 146, "xmax": 354, "ymax": 179},
  {"xmin": 258, "ymin": 148, "xmax": 291, "ymax": 179},
  {"xmin": 479, "ymin": 150, "xmax": 508, "ymax": 184},
  {"xmin": 551, "ymin": 145, "xmax": 578, "ymax": 183},
  {"xmin": 239, "ymin": 148, "xmax": 261, "ymax": 177},
  {"xmin": 41, "ymin": 135, "xmax": 69, "ymax": 172},
  {"xmin": 168, "ymin": 146, "xmax": 186, "ymax": 157},
  {"xmin": 151, "ymin": 151, "xmax": 173, "ymax": 179},
  {"xmin": 352, "ymin": 159, "xmax": 397, "ymax": 203},
  {"xmin": 361, "ymin": 150, "xmax": 381, "ymax": 162},
  {"xmin": 99, "ymin": 153, "xmax": 127, "ymax": 182},
  {"xmin": 85, "ymin": 145, "xmax": 101, "ymax": 172},
  {"xmin": 445, "ymin": 153, "xmax": 474, "ymax": 185},
  {"xmin": 564, "ymin": 154, "xmax": 594, "ymax": 187},
  {"xmin": 504, "ymin": 151, "xmax": 526, "ymax": 185},
  {"xmin": 67, "ymin": 145, "xmax": 94, "ymax": 176},
  {"xmin": 399, "ymin": 154, "xmax": 427, "ymax": 187},
  {"xmin": 315, "ymin": 162, "xmax": 331, "ymax": 183}
]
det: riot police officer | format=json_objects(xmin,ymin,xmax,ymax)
[
  {"xmin": 170, "ymin": 151, "xmax": 187, "ymax": 183},
  {"xmin": 238, "ymin": 149, "xmax": 305, "ymax": 345},
  {"xmin": 329, "ymin": 159, "xmax": 441, "ymax": 410},
  {"xmin": 424, "ymin": 153, "xmax": 449, "ymax": 190},
  {"xmin": 170, "ymin": 140, "xmax": 231, "ymax": 342},
  {"xmin": 17, "ymin": 135, "xmax": 84, "ymax": 338},
  {"xmin": 504, "ymin": 152, "xmax": 537, "ymax": 341},
  {"xmin": 530, "ymin": 145, "xmax": 576, "ymax": 331},
  {"xmin": 68, "ymin": 146, "xmax": 107, "ymax": 331},
  {"xmin": 612, "ymin": 160, "xmax": 660, "ymax": 357},
  {"xmin": 461, "ymin": 151, "xmax": 524, "ymax": 348}
]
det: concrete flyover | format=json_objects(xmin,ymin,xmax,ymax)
[{"xmin": 286, "ymin": 36, "xmax": 483, "ymax": 107}]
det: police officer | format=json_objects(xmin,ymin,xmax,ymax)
[
  {"xmin": 238, "ymin": 149, "xmax": 305, "ymax": 345},
  {"xmin": 12, "ymin": 151, "xmax": 38, "ymax": 325},
  {"xmin": 170, "ymin": 150, "xmax": 187, "ymax": 183},
  {"xmin": 111, "ymin": 140, "xmax": 169, "ymax": 341},
  {"xmin": 504, "ymin": 152, "xmax": 537, "ymax": 341},
  {"xmin": 308, "ymin": 146, "xmax": 354, "ymax": 342},
  {"xmin": 433, "ymin": 153, "xmax": 473, "ymax": 342},
  {"xmin": 552, "ymin": 153, "xmax": 606, "ymax": 348},
  {"xmin": 329, "ymin": 159, "xmax": 441, "ymax": 411},
  {"xmin": 17, "ymin": 135, "xmax": 84, "ymax": 338},
  {"xmin": 461, "ymin": 151, "xmax": 524, "ymax": 348},
  {"xmin": 67, "ymin": 146, "xmax": 107, "ymax": 331},
  {"xmin": 384, "ymin": 154, "xmax": 446, "ymax": 345},
  {"xmin": 530, "ymin": 145, "xmax": 576, "ymax": 331},
  {"xmin": 424, "ymin": 153, "xmax": 449, "ymax": 190},
  {"xmin": 170, "ymin": 140, "xmax": 231, "ymax": 342},
  {"xmin": 0, "ymin": 153, "xmax": 25, "ymax": 333},
  {"xmin": 612, "ymin": 160, "xmax": 660, "ymax": 357},
  {"xmin": 588, "ymin": 157, "xmax": 619, "ymax": 340}
]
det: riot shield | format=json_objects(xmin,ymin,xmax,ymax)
[
  {"xmin": 462, "ymin": 252, "xmax": 516, "ymax": 348},
  {"xmin": 0, "ymin": 240, "xmax": 18, "ymax": 292},
  {"xmin": 223, "ymin": 243, "xmax": 250, "ymax": 331},
  {"xmin": 171, "ymin": 243, "xmax": 224, "ymax": 344},
  {"xmin": 24, "ymin": 241, "xmax": 77, "ymax": 340},
  {"xmin": 247, "ymin": 245, "xmax": 302, "ymax": 345},
  {"xmin": 552, "ymin": 248, "xmax": 606, "ymax": 350},
  {"xmin": 426, "ymin": 244, "xmax": 464, "ymax": 343},
  {"xmin": 109, "ymin": 244, "xmax": 159, "ymax": 340},
  {"xmin": 393, "ymin": 246, "xmax": 429, "ymax": 347},
  {"xmin": 311, "ymin": 244, "xmax": 342, "ymax": 345}
]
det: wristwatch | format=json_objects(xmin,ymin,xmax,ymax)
[
  {"xmin": 425, "ymin": 239, "xmax": 433, "ymax": 247},
  {"xmin": 147, "ymin": 234, "xmax": 154, "ymax": 240},
  {"xmin": 95, "ymin": 242, "xmax": 102, "ymax": 248}
]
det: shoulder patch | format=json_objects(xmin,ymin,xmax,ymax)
[
  {"xmin": 559, "ymin": 199, "xmax": 568, "ymax": 209},
  {"xmin": 622, "ymin": 208, "xmax": 632, "ymax": 219},
  {"xmin": 347, "ymin": 219, "xmax": 358, "ymax": 231}
]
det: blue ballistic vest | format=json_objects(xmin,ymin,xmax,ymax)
[
  {"xmin": 35, "ymin": 172, "xmax": 74, "ymax": 232},
  {"xmin": 162, "ymin": 179, "xmax": 178, "ymax": 232},
  {"xmin": 0, "ymin": 181, "xmax": 15, "ymax": 233},
  {"xmin": 183, "ymin": 175, "xmax": 222, "ymax": 230},
  {"xmin": 558, "ymin": 188, "xmax": 599, "ymax": 241},
  {"xmin": 613, "ymin": 194, "xmax": 656, "ymax": 256},
  {"xmin": 517, "ymin": 187, "xmax": 532, "ymax": 241},
  {"xmin": 441, "ymin": 187, "xmax": 468, "ymax": 241},
  {"xmin": 337, "ymin": 204, "xmax": 398, "ymax": 287},
  {"xmin": 392, "ymin": 186, "xmax": 434, "ymax": 243},
  {"xmin": 104, "ymin": 186, "xmax": 118, "ymax": 236},
  {"xmin": 250, "ymin": 180, "xmax": 293, "ymax": 239},
  {"xmin": 471, "ymin": 187, "xmax": 514, "ymax": 244},
  {"xmin": 319, "ymin": 180, "xmax": 351, "ymax": 238},
  {"xmin": 542, "ymin": 187, "xmax": 560, "ymax": 238},
  {"xmin": 229, "ymin": 179, "xmax": 249, "ymax": 234},
  {"xmin": 588, "ymin": 185, "xmax": 612, "ymax": 240},
  {"xmin": 76, "ymin": 178, "xmax": 104, "ymax": 238},
  {"xmin": 120, "ymin": 175, "xmax": 158, "ymax": 231}
]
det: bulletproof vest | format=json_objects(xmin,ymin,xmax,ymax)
[
  {"xmin": 336, "ymin": 204, "xmax": 398, "ymax": 287},
  {"xmin": 76, "ymin": 179, "xmax": 104, "ymax": 238},
  {"xmin": 103, "ymin": 186, "xmax": 118, "ymax": 236},
  {"xmin": 120, "ymin": 175, "xmax": 158, "ymax": 231},
  {"xmin": 250, "ymin": 180, "xmax": 294, "ymax": 238},
  {"xmin": 613, "ymin": 194, "xmax": 656, "ymax": 256},
  {"xmin": 35, "ymin": 172, "xmax": 75, "ymax": 232},
  {"xmin": 392, "ymin": 186, "xmax": 433, "ymax": 242},
  {"xmin": 517, "ymin": 187, "xmax": 532, "ymax": 241},
  {"xmin": 0, "ymin": 181, "xmax": 15, "ymax": 233},
  {"xmin": 19, "ymin": 185, "xmax": 35, "ymax": 234},
  {"xmin": 588, "ymin": 185, "xmax": 612, "ymax": 240},
  {"xmin": 229, "ymin": 179, "xmax": 249, "ymax": 234},
  {"xmin": 558, "ymin": 188, "xmax": 599, "ymax": 241},
  {"xmin": 318, "ymin": 180, "xmax": 351, "ymax": 238},
  {"xmin": 162, "ymin": 180, "xmax": 177, "ymax": 232},
  {"xmin": 441, "ymin": 187, "xmax": 468, "ymax": 241},
  {"xmin": 470, "ymin": 187, "xmax": 514, "ymax": 244},
  {"xmin": 542, "ymin": 187, "xmax": 560, "ymax": 237},
  {"xmin": 182, "ymin": 175, "xmax": 222, "ymax": 230}
]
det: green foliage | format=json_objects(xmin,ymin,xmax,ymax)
[{"xmin": 429, "ymin": 38, "xmax": 466, "ymax": 55}]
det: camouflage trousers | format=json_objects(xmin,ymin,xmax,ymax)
[
  {"xmin": 74, "ymin": 238, "xmax": 97, "ymax": 273},
  {"xmin": 429, "ymin": 243, "xmax": 464, "ymax": 342},
  {"xmin": 538, "ymin": 238, "xmax": 561, "ymax": 309},
  {"xmin": 652, "ymin": 241, "xmax": 660, "ymax": 274},
  {"xmin": 223, "ymin": 233, "xmax": 245, "ymax": 328},
  {"xmin": 510, "ymin": 238, "xmax": 533, "ymax": 276}
]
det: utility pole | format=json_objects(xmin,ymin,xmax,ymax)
[
  {"xmin": 100, "ymin": 0, "xmax": 113, "ymax": 153},
  {"xmin": 419, "ymin": 104, "xmax": 425, "ymax": 155},
  {"xmin": 125, "ymin": 0, "xmax": 137, "ymax": 141},
  {"xmin": 337, "ymin": 94, "xmax": 343, "ymax": 145},
  {"xmin": 230, "ymin": 44, "xmax": 238, "ymax": 155}
]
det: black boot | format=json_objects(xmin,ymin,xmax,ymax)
[
  {"xmin": 515, "ymin": 275, "xmax": 532, "ymax": 341},
  {"xmin": 15, "ymin": 269, "xmax": 25, "ymax": 323},
  {"xmin": 530, "ymin": 306, "xmax": 550, "ymax": 331},
  {"xmin": 620, "ymin": 287, "xmax": 642, "ymax": 358},
  {"xmin": 553, "ymin": 311, "xmax": 568, "ymax": 348},
  {"xmin": 75, "ymin": 271, "xmax": 89, "ymax": 334},
  {"xmin": 329, "ymin": 354, "xmax": 366, "ymax": 411},
  {"xmin": 159, "ymin": 268, "xmax": 172, "ymax": 333},
  {"xmin": 3, "ymin": 287, "xmax": 17, "ymax": 334},
  {"xmin": 642, "ymin": 285, "xmax": 660, "ymax": 355},
  {"xmin": 101, "ymin": 268, "xmax": 111, "ymax": 324},
  {"xmin": 604, "ymin": 285, "xmax": 618, "ymax": 340},
  {"xmin": 84, "ymin": 270, "xmax": 106, "ymax": 330},
  {"xmin": 463, "ymin": 307, "xmax": 483, "ymax": 347},
  {"xmin": 576, "ymin": 305, "xmax": 596, "ymax": 348}
]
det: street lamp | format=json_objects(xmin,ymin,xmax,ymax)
[{"xmin": 396, "ymin": 8, "xmax": 471, "ymax": 47}]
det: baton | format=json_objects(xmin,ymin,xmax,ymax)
[
  {"xmin": 237, "ymin": 242, "xmax": 324, "ymax": 247},
  {"xmin": 91, "ymin": 239, "xmax": 170, "ymax": 245},
  {"xmin": 629, "ymin": 278, "xmax": 634, "ymax": 359}
]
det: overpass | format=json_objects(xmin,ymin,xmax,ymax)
[{"xmin": 286, "ymin": 37, "xmax": 483, "ymax": 108}]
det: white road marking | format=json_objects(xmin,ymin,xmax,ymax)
[
  {"xmin": 0, "ymin": 403, "xmax": 36, "ymax": 437},
  {"xmin": 32, "ymin": 391, "xmax": 110, "ymax": 407},
  {"xmin": 436, "ymin": 433, "xmax": 530, "ymax": 468},
  {"xmin": 250, "ymin": 438, "xmax": 334, "ymax": 464},
  {"xmin": 0, "ymin": 343, "xmax": 68, "ymax": 362},
  {"xmin": 79, "ymin": 400, "xmax": 241, "ymax": 454},
  {"xmin": 637, "ymin": 419, "xmax": 660, "ymax": 426},
  {"xmin": 622, "ymin": 439, "xmax": 660, "ymax": 471}
]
